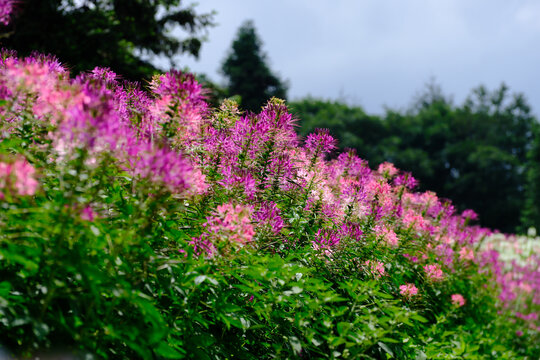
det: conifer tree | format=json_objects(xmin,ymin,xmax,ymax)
[{"xmin": 221, "ymin": 20, "xmax": 287, "ymax": 112}]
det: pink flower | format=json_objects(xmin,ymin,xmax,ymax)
[
  {"xmin": 400, "ymin": 283, "xmax": 419, "ymax": 297},
  {"xmin": 424, "ymin": 264, "xmax": 444, "ymax": 282},
  {"xmin": 190, "ymin": 202, "xmax": 255, "ymax": 257},
  {"xmin": 374, "ymin": 225, "xmax": 399, "ymax": 247},
  {"xmin": 365, "ymin": 260, "xmax": 386, "ymax": 278},
  {"xmin": 0, "ymin": 158, "xmax": 38, "ymax": 197},
  {"xmin": 377, "ymin": 162, "xmax": 398, "ymax": 177},
  {"xmin": 213, "ymin": 203, "xmax": 255, "ymax": 245},
  {"xmin": 459, "ymin": 247, "xmax": 474, "ymax": 261},
  {"xmin": 451, "ymin": 294, "xmax": 465, "ymax": 307},
  {"xmin": 12, "ymin": 159, "xmax": 38, "ymax": 196},
  {"xmin": 402, "ymin": 209, "xmax": 428, "ymax": 232}
]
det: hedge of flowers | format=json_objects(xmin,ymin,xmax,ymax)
[{"xmin": 0, "ymin": 49, "xmax": 538, "ymax": 359}]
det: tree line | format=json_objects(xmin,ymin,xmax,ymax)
[{"xmin": 290, "ymin": 85, "xmax": 539, "ymax": 233}]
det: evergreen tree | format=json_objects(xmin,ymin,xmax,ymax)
[
  {"xmin": 221, "ymin": 20, "xmax": 287, "ymax": 112},
  {"xmin": 1, "ymin": 0, "xmax": 215, "ymax": 80},
  {"xmin": 521, "ymin": 122, "xmax": 540, "ymax": 232}
]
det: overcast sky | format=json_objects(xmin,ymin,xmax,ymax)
[{"xmin": 157, "ymin": 0, "xmax": 540, "ymax": 116}]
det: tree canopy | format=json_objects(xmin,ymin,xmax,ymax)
[
  {"xmin": 221, "ymin": 20, "xmax": 287, "ymax": 112},
  {"xmin": 1, "ymin": 0, "xmax": 215, "ymax": 80},
  {"xmin": 291, "ymin": 83, "xmax": 538, "ymax": 233}
]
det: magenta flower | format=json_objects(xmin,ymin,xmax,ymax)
[
  {"xmin": 253, "ymin": 201, "xmax": 284, "ymax": 235},
  {"xmin": 394, "ymin": 172, "xmax": 418, "ymax": 189},
  {"xmin": 80, "ymin": 206, "xmax": 96, "ymax": 222},
  {"xmin": 305, "ymin": 128, "xmax": 337, "ymax": 156},
  {"xmin": 0, "ymin": 0, "xmax": 14, "ymax": 26},
  {"xmin": 312, "ymin": 228, "xmax": 340, "ymax": 249},
  {"xmin": 340, "ymin": 222, "xmax": 363, "ymax": 241},
  {"xmin": 462, "ymin": 209, "xmax": 478, "ymax": 221}
]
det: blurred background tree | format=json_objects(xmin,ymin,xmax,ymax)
[
  {"xmin": 521, "ymin": 122, "xmax": 540, "ymax": 232},
  {"xmin": 221, "ymin": 20, "xmax": 287, "ymax": 112},
  {"xmin": 1, "ymin": 0, "xmax": 215, "ymax": 80},
  {"xmin": 291, "ymin": 83, "xmax": 538, "ymax": 233}
]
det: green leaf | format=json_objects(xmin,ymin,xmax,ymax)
[
  {"xmin": 155, "ymin": 342, "xmax": 184, "ymax": 359},
  {"xmin": 411, "ymin": 314, "xmax": 428, "ymax": 323},
  {"xmin": 90, "ymin": 225, "xmax": 100, "ymax": 236},
  {"xmin": 337, "ymin": 321, "xmax": 351, "ymax": 335},
  {"xmin": 378, "ymin": 342, "xmax": 394, "ymax": 357}
]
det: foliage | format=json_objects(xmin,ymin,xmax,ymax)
[
  {"xmin": 0, "ymin": 51, "xmax": 538, "ymax": 359},
  {"xmin": 291, "ymin": 83, "xmax": 538, "ymax": 233},
  {"xmin": 521, "ymin": 122, "xmax": 540, "ymax": 231},
  {"xmin": 0, "ymin": 0, "xmax": 215, "ymax": 80},
  {"xmin": 221, "ymin": 20, "xmax": 287, "ymax": 112},
  {"xmin": 290, "ymin": 97, "xmax": 388, "ymax": 164}
]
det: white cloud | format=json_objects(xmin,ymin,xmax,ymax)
[
  {"xmin": 515, "ymin": 1, "xmax": 540, "ymax": 31},
  {"xmin": 159, "ymin": 0, "xmax": 540, "ymax": 115}
]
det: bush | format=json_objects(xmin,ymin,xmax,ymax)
[{"xmin": 0, "ymin": 51, "xmax": 538, "ymax": 359}]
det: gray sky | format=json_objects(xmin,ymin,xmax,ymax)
[{"xmin": 157, "ymin": 0, "xmax": 540, "ymax": 116}]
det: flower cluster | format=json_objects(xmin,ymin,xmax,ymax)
[
  {"xmin": 364, "ymin": 260, "xmax": 386, "ymax": 278},
  {"xmin": 253, "ymin": 201, "xmax": 284, "ymax": 235},
  {"xmin": 424, "ymin": 264, "xmax": 444, "ymax": 282},
  {"xmin": 0, "ymin": 157, "xmax": 38, "ymax": 198},
  {"xmin": 451, "ymin": 294, "xmax": 466, "ymax": 307},
  {"xmin": 191, "ymin": 202, "xmax": 255, "ymax": 257},
  {"xmin": 374, "ymin": 225, "xmax": 399, "ymax": 247},
  {"xmin": 1, "ymin": 50, "xmax": 538, "ymax": 346},
  {"xmin": 399, "ymin": 283, "xmax": 419, "ymax": 298},
  {"xmin": 0, "ymin": 0, "xmax": 13, "ymax": 26},
  {"xmin": 305, "ymin": 128, "xmax": 337, "ymax": 157},
  {"xmin": 1, "ymin": 53, "xmax": 206, "ymax": 196}
]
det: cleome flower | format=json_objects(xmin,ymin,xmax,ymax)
[
  {"xmin": 0, "ymin": 157, "xmax": 38, "ymax": 199},
  {"xmin": 424, "ymin": 264, "xmax": 444, "ymax": 282},
  {"xmin": 399, "ymin": 283, "xmax": 419, "ymax": 298},
  {"xmin": 451, "ymin": 294, "xmax": 466, "ymax": 307},
  {"xmin": 364, "ymin": 260, "xmax": 386, "ymax": 278},
  {"xmin": 191, "ymin": 202, "xmax": 255, "ymax": 257}
]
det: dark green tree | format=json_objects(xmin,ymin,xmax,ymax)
[
  {"xmin": 292, "ymin": 83, "xmax": 538, "ymax": 233},
  {"xmin": 290, "ymin": 98, "xmax": 387, "ymax": 162},
  {"xmin": 2, "ymin": 0, "xmax": 215, "ymax": 80},
  {"xmin": 221, "ymin": 20, "xmax": 287, "ymax": 112},
  {"xmin": 385, "ymin": 84, "xmax": 537, "ymax": 232},
  {"xmin": 521, "ymin": 122, "xmax": 540, "ymax": 232}
]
